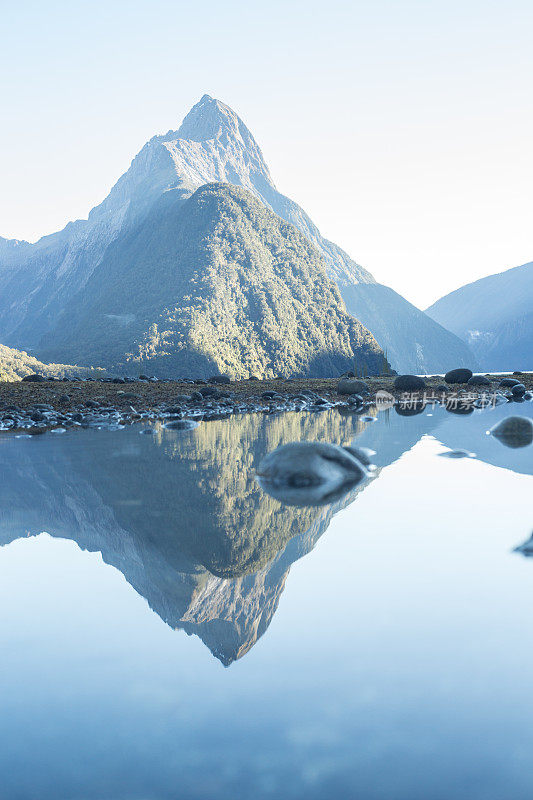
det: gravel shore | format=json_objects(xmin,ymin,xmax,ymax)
[{"xmin": 0, "ymin": 373, "xmax": 531, "ymax": 434}]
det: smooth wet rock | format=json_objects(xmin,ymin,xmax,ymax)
[
  {"xmin": 499, "ymin": 377, "xmax": 521, "ymax": 388},
  {"xmin": 256, "ymin": 441, "xmax": 369, "ymax": 506},
  {"xmin": 436, "ymin": 384, "xmax": 449, "ymax": 392},
  {"xmin": 489, "ymin": 415, "xmax": 533, "ymax": 448},
  {"xmin": 511, "ymin": 383, "xmax": 526, "ymax": 397},
  {"xmin": 22, "ymin": 374, "xmax": 46, "ymax": 382},
  {"xmin": 394, "ymin": 375, "xmax": 426, "ymax": 391},
  {"xmin": 336, "ymin": 379, "xmax": 369, "ymax": 396},
  {"xmin": 445, "ymin": 368, "xmax": 473, "ymax": 384},
  {"xmin": 467, "ymin": 375, "xmax": 491, "ymax": 386}
]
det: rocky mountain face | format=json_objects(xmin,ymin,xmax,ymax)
[
  {"xmin": 426, "ymin": 261, "xmax": 533, "ymax": 371},
  {"xmin": 39, "ymin": 183, "xmax": 386, "ymax": 377},
  {"xmin": 0, "ymin": 95, "xmax": 474, "ymax": 374}
]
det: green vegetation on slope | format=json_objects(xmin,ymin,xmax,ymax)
[
  {"xmin": 0, "ymin": 343, "xmax": 101, "ymax": 382},
  {"xmin": 41, "ymin": 183, "xmax": 388, "ymax": 378}
]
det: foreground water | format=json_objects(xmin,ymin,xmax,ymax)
[{"xmin": 0, "ymin": 401, "xmax": 531, "ymax": 799}]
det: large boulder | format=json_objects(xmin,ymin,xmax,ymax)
[
  {"xmin": 199, "ymin": 386, "xmax": 221, "ymax": 397},
  {"xmin": 467, "ymin": 375, "xmax": 491, "ymax": 386},
  {"xmin": 208, "ymin": 374, "xmax": 232, "ymax": 384},
  {"xmin": 500, "ymin": 377, "xmax": 521, "ymax": 388},
  {"xmin": 21, "ymin": 374, "xmax": 46, "ymax": 382},
  {"xmin": 336, "ymin": 379, "xmax": 369, "ymax": 396},
  {"xmin": 444, "ymin": 368, "xmax": 473, "ymax": 384},
  {"xmin": 511, "ymin": 383, "xmax": 526, "ymax": 397},
  {"xmin": 393, "ymin": 375, "xmax": 426, "ymax": 391}
]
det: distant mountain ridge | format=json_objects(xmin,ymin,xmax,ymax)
[
  {"xmin": 426, "ymin": 260, "xmax": 533, "ymax": 371},
  {"xmin": 0, "ymin": 94, "xmax": 475, "ymax": 373}
]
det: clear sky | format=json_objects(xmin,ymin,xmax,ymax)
[{"xmin": 1, "ymin": 0, "xmax": 531, "ymax": 308}]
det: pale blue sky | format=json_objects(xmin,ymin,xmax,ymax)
[{"xmin": 1, "ymin": 0, "xmax": 532, "ymax": 307}]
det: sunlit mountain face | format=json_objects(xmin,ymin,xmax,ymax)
[{"xmin": 0, "ymin": 95, "xmax": 475, "ymax": 374}]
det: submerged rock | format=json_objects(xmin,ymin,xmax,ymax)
[
  {"xmin": 395, "ymin": 400, "xmax": 426, "ymax": 416},
  {"xmin": 445, "ymin": 399, "xmax": 474, "ymax": 415},
  {"xmin": 489, "ymin": 416, "xmax": 533, "ymax": 448},
  {"xmin": 164, "ymin": 419, "xmax": 199, "ymax": 431},
  {"xmin": 438, "ymin": 449, "xmax": 476, "ymax": 459},
  {"xmin": 256, "ymin": 441, "xmax": 369, "ymax": 506}
]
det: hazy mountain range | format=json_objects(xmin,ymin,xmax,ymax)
[
  {"xmin": 427, "ymin": 260, "xmax": 532, "ymax": 371},
  {"xmin": 0, "ymin": 95, "xmax": 475, "ymax": 376}
]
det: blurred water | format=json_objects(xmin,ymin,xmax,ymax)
[{"xmin": 0, "ymin": 401, "xmax": 531, "ymax": 799}]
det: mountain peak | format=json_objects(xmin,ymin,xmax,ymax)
[
  {"xmin": 177, "ymin": 94, "xmax": 236, "ymax": 141},
  {"xmin": 177, "ymin": 94, "xmax": 254, "ymax": 146}
]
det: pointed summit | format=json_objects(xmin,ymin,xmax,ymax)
[{"xmin": 177, "ymin": 94, "xmax": 254, "ymax": 144}]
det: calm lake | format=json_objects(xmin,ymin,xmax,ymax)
[{"xmin": 0, "ymin": 401, "xmax": 532, "ymax": 799}]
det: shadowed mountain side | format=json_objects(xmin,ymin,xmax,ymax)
[
  {"xmin": 426, "ymin": 261, "xmax": 533, "ymax": 372},
  {"xmin": 341, "ymin": 283, "xmax": 478, "ymax": 374},
  {"xmin": 39, "ymin": 184, "xmax": 386, "ymax": 378}
]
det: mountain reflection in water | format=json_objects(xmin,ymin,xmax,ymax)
[{"xmin": 0, "ymin": 403, "xmax": 530, "ymax": 665}]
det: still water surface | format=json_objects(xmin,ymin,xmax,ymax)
[{"xmin": 0, "ymin": 402, "xmax": 531, "ymax": 799}]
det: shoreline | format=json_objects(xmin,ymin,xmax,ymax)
[{"xmin": 1, "ymin": 373, "xmax": 531, "ymax": 434}]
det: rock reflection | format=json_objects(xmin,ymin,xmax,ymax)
[{"xmin": 256, "ymin": 442, "xmax": 371, "ymax": 507}]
